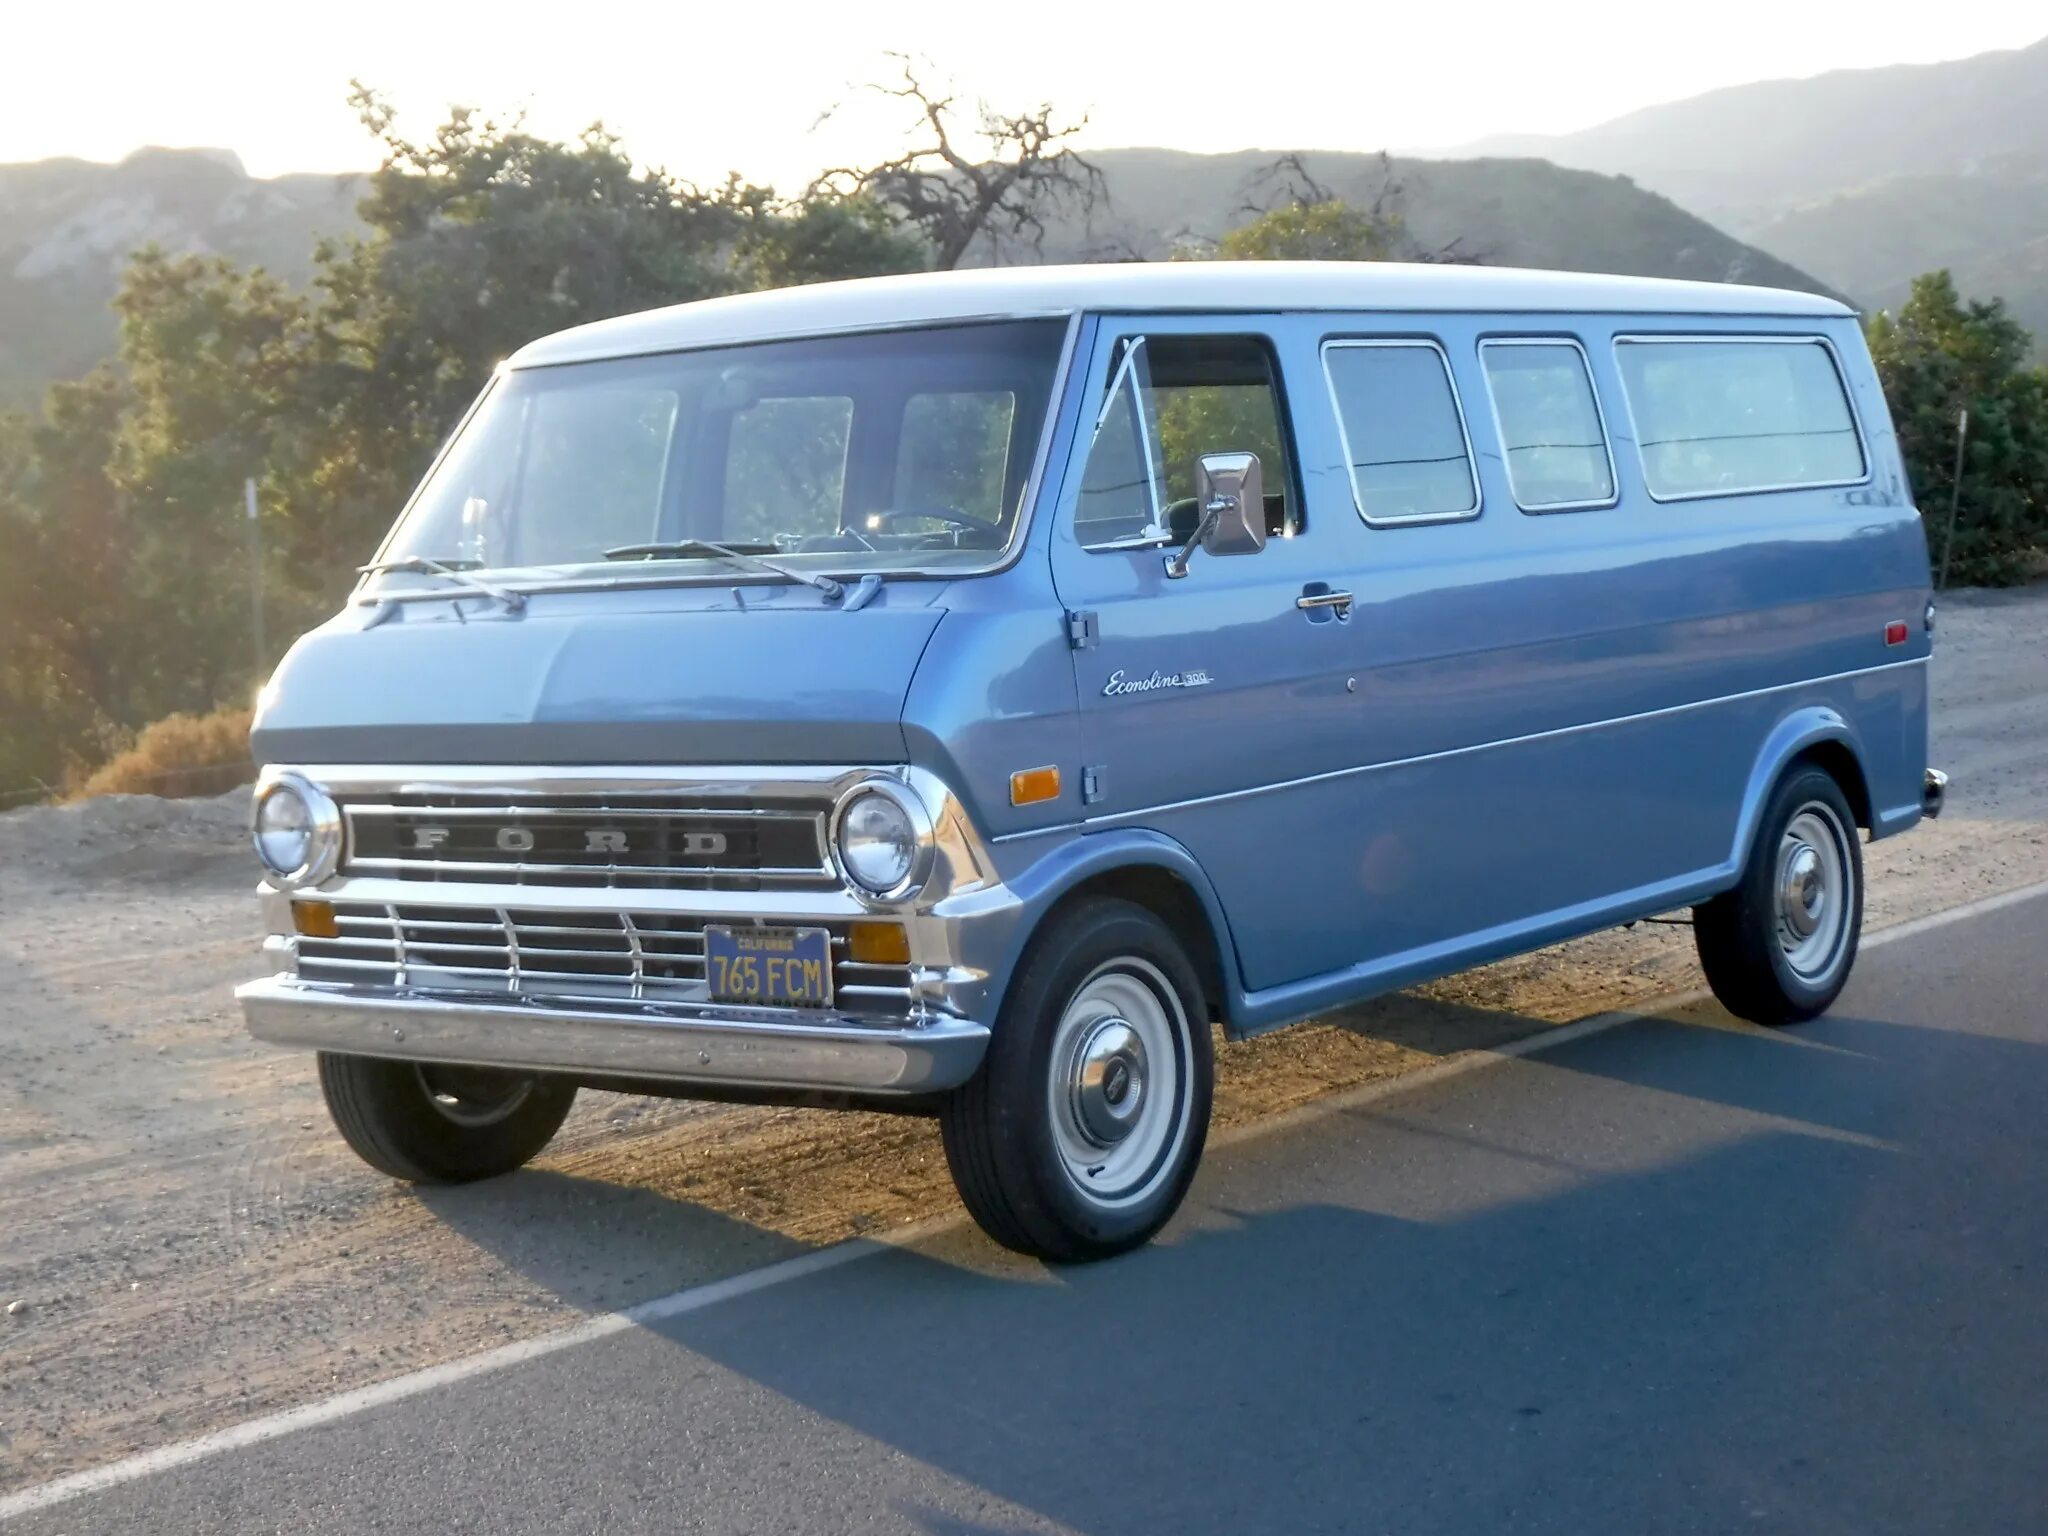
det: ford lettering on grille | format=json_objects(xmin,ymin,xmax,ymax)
[
  {"xmin": 341, "ymin": 801, "xmax": 826, "ymax": 889},
  {"xmin": 400, "ymin": 825, "xmax": 725, "ymax": 855}
]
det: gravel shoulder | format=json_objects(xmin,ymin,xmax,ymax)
[{"xmin": 2, "ymin": 587, "xmax": 2044, "ymax": 1494}]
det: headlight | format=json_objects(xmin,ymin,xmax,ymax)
[
  {"xmin": 251, "ymin": 772, "xmax": 342, "ymax": 888},
  {"xmin": 831, "ymin": 781, "xmax": 933, "ymax": 900}
]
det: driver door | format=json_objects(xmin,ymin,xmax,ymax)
[{"xmin": 1049, "ymin": 318, "xmax": 1376, "ymax": 993}]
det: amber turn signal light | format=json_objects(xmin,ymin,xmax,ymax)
[
  {"xmin": 292, "ymin": 900, "xmax": 339, "ymax": 939},
  {"xmin": 848, "ymin": 921, "xmax": 911, "ymax": 966},
  {"xmin": 1009, "ymin": 765, "xmax": 1061, "ymax": 806}
]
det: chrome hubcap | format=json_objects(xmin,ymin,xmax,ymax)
[
  {"xmin": 1072, "ymin": 1018, "xmax": 1149, "ymax": 1145},
  {"xmin": 1047, "ymin": 961, "xmax": 1193, "ymax": 1209},
  {"xmin": 1773, "ymin": 805, "xmax": 1852, "ymax": 981},
  {"xmin": 1781, "ymin": 843, "xmax": 1824, "ymax": 939},
  {"xmin": 416, "ymin": 1064, "xmax": 534, "ymax": 1128}
]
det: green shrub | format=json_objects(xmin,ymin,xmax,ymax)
[{"xmin": 1868, "ymin": 272, "xmax": 2048, "ymax": 587}]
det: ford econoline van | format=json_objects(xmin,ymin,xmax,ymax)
[{"xmin": 239, "ymin": 262, "xmax": 1944, "ymax": 1260}]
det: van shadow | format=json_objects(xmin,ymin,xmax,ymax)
[
  {"xmin": 1516, "ymin": 1001, "xmax": 2017, "ymax": 1147},
  {"xmin": 1311, "ymin": 986, "xmax": 1568, "ymax": 1056},
  {"xmin": 409, "ymin": 987, "xmax": 1563, "ymax": 1316},
  {"xmin": 385, "ymin": 991, "xmax": 2048, "ymax": 1535},
  {"xmin": 622, "ymin": 1008, "xmax": 2048, "ymax": 1536},
  {"xmin": 413, "ymin": 1164, "xmax": 815, "ymax": 1318}
]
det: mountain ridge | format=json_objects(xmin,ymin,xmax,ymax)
[
  {"xmin": 0, "ymin": 143, "xmax": 1837, "ymax": 411},
  {"xmin": 1448, "ymin": 36, "xmax": 2048, "ymax": 229},
  {"xmin": 0, "ymin": 148, "xmax": 362, "ymax": 403},
  {"xmin": 1036, "ymin": 147, "xmax": 1833, "ymax": 292},
  {"xmin": 1437, "ymin": 35, "xmax": 2048, "ymax": 348}
]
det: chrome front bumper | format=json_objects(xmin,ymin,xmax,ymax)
[
  {"xmin": 237, "ymin": 762, "xmax": 1038, "ymax": 1096},
  {"xmin": 236, "ymin": 976, "xmax": 990, "ymax": 1094}
]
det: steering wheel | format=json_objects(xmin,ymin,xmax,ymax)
[{"xmin": 864, "ymin": 507, "xmax": 1005, "ymax": 542}]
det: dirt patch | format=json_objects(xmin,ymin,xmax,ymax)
[
  {"xmin": 0, "ymin": 788, "xmax": 249, "ymax": 890},
  {"xmin": 3, "ymin": 587, "xmax": 2045, "ymax": 1494}
]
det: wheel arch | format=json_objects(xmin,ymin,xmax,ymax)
[
  {"xmin": 1729, "ymin": 707, "xmax": 1873, "ymax": 875},
  {"xmin": 1793, "ymin": 738, "xmax": 1873, "ymax": 830},
  {"xmin": 992, "ymin": 830, "xmax": 1245, "ymax": 1036}
]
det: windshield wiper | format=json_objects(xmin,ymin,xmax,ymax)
[
  {"xmin": 603, "ymin": 539, "xmax": 845, "ymax": 600},
  {"xmin": 357, "ymin": 555, "xmax": 526, "ymax": 611}
]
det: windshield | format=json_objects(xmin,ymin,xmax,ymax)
[{"xmin": 372, "ymin": 318, "xmax": 1069, "ymax": 588}]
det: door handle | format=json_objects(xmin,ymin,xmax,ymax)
[{"xmin": 1296, "ymin": 588, "xmax": 1354, "ymax": 618}]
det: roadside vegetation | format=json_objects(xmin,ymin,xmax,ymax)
[
  {"xmin": 64, "ymin": 705, "xmax": 255, "ymax": 801},
  {"xmin": 2, "ymin": 71, "xmax": 2044, "ymax": 807},
  {"xmin": 1868, "ymin": 272, "xmax": 2048, "ymax": 585}
]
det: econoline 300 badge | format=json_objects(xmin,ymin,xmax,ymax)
[{"xmin": 1103, "ymin": 668, "xmax": 1214, "ymax": 696}]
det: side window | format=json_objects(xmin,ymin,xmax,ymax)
[
  {"xmin": 1323, "ymin": 341, "xmax": 1478, "ymax": 524},
  {"xmin": 1074, "ymin": 333, "xmax": 1297, "ymax": 551},
  {"xmin": 723, "ymin": 396, "xmax": 853, "ymax": 544},
  {"xmin": 1479, "ymin": 340, "xmax": 1616, "ymax": 510},
  {"xmin": 892, "ymin": 390, "xmax": 1017, "ymax": 531},
  {"xmin": 1615, "ymin": 337, "xmax": 1866, "ymax": 499}
]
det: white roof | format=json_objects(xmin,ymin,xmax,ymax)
[{"xmin": 508, "ymin": 261, "xmax": 1853, "ymax": 367}]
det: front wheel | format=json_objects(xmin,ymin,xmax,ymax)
[
  {"xmin": 1694, "ymin": 765, "xmax": 1863, "ymax": 1026},
  {"xmin": 317, "ymin": 1053, "xmax": 578, "ymax": 1182},
  {"xmin": 940, "ymin": 897, "xmax": 1214, "ymax": 1262}
]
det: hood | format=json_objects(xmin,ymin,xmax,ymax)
[{"xmin": 251, "ymin": 583, "xmax": 945, "ymax": 767}]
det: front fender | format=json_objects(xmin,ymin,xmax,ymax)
[
  {"xmin": 1728, "ymin": 705, "xmax": 1868, "ymax": 873},
  {"xmin": 981, "ymin": 827, "xmax": 1248, "ymax": 1031}
]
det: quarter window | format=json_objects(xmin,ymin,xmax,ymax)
[
  {"xmin": 1074, "ymin": 338, "xmax": 1165, "ymax": 549},
  {"xmin": 1323, "ymin": 341, "xmax": 1479, "ymax": 524},
  {"xmin": 1479, "ymin": 341, "xmax": 1616, "ymax": 510},
  {"xmin": 1615, "ymin": 337, "xmax": 1865, "ymax": 499}
]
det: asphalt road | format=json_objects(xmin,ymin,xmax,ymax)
[{"xmin": 9, "ymin": 891, "xmax": 2047, "ymax": 1535}]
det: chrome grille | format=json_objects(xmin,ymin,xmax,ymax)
[
  {"xmin": 294, "ymin": 903, "xmax": 913, "ymax": 1016},
  {"xmin": 339, "ymin": 794, "xmax": 831, "ymax": 890}
]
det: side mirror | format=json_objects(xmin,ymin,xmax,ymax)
[{"xmin": 1166, "ymin": 452, "xmax": 1267, "ymax": 577}]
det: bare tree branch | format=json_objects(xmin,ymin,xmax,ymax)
[
  {"xmin": 1238, "ymin": 151, "xmax": 1343, "ymax": 218},
  {"xmin": 811, "ymin": 55, "xmax": 1106, "ymax": 269},
  {"xmin": 1235, "ymin": 150, "xmax": 1487, "ymax": 265}
]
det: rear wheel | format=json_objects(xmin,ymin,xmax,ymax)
[
  {"xmin": 1694, "ymin": 765, "xmax": 1863, "ymax": 1025},
  {"xmin": 317, "ymin": 1053, "xmax": 577, "ymax": 1182},
  {"xmin": 940, "ymin": 897, "xmax": 1213, "ymax": 1262}
]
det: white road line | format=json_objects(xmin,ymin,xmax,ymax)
[
  {"xmin": 5, "ymin": 874, "xmax": 2045, "ymax": 1524},
  {"xmin": 0, "ymin": 1242, "xmax": 884, "ymax": 1523},
  {"xmin": 1856, "ymin": 877, "xmax": 2048, "ymax": 945}
]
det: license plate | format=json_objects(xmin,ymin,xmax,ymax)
[{"xmin": 704, "ymin": 925, "xmax": 833, "ymax": 1009}]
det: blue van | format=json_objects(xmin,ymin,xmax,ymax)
[{"xmin": 239, "ymin": 263, "xmax": 1944, "ymax": 1260}]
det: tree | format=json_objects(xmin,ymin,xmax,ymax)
[
  {"xmin": 0, "ymin": 86, "xmax": 933, "ymax": 800},
  {"xmin": 111, "ymin": 250, "xmax": 315, "ymax": 701},
  {"xmin": 1189, "ymin": 153, "xmax": 1475, "ymax": 265},
  {"xmin": 0, "ymin": 376, "xmax": 132, "ymax": 793},
  {"xmin": 813, "ymin": 55, "xmax": 1104, "ymax": 269},
  {"xmin": 288, "ymin": 87, "xmax": 926, "ymax": 583},
  {"xmin": 1217, "ymin": 200, "xmax": 1402, "ymax": 263},
  {"xmin": 1867, "ymin": 271, "xmax": 2048, "ymax": 585},
  {"xmin": 100, "ymin": 88, "xmax": 933, "ymax": 631},
  {"xmin": 713, "ymin": 176, "xmax": 929, "ymax": 291}
]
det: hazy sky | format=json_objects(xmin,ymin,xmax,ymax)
[{"xmin": 3, "ymin": 1, "xmax": 2041, "ymax": 186}]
